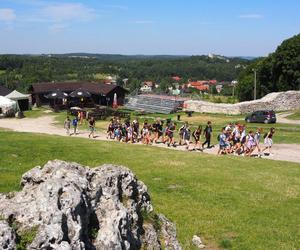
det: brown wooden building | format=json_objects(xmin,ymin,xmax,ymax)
[{"xmin": 29, "ymin": 82, "xmax": 128, "ymax": 107}]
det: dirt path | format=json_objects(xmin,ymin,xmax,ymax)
[
  {"xmin": 0, "ymin": 116, "xmax": 299, "ymax": 164},
  {"xmin": 276, "ymin": 113, "xmax": 300, "ymax": 125}
]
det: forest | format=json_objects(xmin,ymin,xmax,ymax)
[
  {"xmin": 0, "ymin": 54, "xmax": 248, "ymax": 93},
  {"xmin": 237, "ymin": 33, "xmax": 300, "ymax": 101},
  {"xmin": 0, "ymin": 34, "xmax": 299, "ymax": 101}
]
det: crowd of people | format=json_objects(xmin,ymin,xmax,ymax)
[
  {"xmin": 217, "ymin": 123, "xmax": 275, "ymax": 157},
  {"xmin": 64, "ymin": 114, "xmax": 96, "ymax": 138},
  {"xmin": 64, "ymin": 115, "xmax": 275, "ymax": 157},
  {"xmin": 104, "ymin": 117, "xmax": 275, "ymax": 157}
]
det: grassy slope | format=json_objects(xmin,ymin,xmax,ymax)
[
  {"xmin": 0, "ymin": 131, "xmax": 299, "ymax": 249},
  {"xmin": 286, "ymin": 110, "xmax": 300, "ymax": 120}
]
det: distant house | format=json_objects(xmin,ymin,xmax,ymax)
[
  {"xmin": 184, "ymin": 81, "xmax": 210, "ymax": 91},
  {"xmin": 140, "ymin": 81, "xmax": 154, "ymax": 92},
  {"xmin": 29, "ymin": 82, "xmax": 128, "ymax": 107},
  {"xmin": 171, "ymin": 76, "xmax": 182, "ymax": 82}
]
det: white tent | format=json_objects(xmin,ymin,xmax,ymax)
[
  {"xmin": 5, "ymin": 90, "xmax": 30, "ymax": 101},
  {"xmin": 0, "ymin": 96, "xmax": 17, "ymax": 116},
  {"xmin": 5, "ymin": 90, "xmax": 30, "ymax": 111}
]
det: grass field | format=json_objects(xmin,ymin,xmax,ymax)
[
  {"xmin": 286, "ymin": 110, "xmax": 300, "ymax": 120},
  {"xmin": 1, "ymin": 131, "xmax": 299, "ymax": 249}
]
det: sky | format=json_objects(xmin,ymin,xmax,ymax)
[{"xmin": 0, "ymin": 0, "xmax": 299, "ymax": 56}]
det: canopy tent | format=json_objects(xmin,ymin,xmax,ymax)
[
  {"xmin": 69, "ymin": 88, "xmax": 91, "ymax": 98},
  {"xmin": 0, "ymin": 96, "xmax": 18, "ymax": 116},
  {"xmin": 5, "ymin": 90, "xmax": 30, "ymax": 111},
  {"xmin": 45, "ymin": 89, "xmax": 68, "ymax": 99}
]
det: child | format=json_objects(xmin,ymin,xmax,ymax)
[
  {"xmin": 166, "ymin": 122, "xmax": 176, "ymax": 147},
  {"xmin": 202, "ymin": 121, "xmax": 213, "ymax": 149},
  {"xmin": 182, "ymin": 124, "xmax": 191, "ymax": 150},
  {"xmin": 72, "ymin": 117, "xmax": 78, "ymax": 135},
  {"xmin": 88, "ymin": 117, "xmax": 96, "ymax": 138},
  {"xmin": 262, "ymin": 128, "xmax": 275, "ymax": 156},
  {"xmin": 218, "ymin": 127, "xmax": 229, "ymax": 155},
  {"xmin": 253, "ymin": 128, "xmax": 262, "ymax": 157},
  {"xmin": 64, "ymin": 116, "xmax": 71, "ymax": 135},
  {"xmin": 245, "ymin": 131, "xmax": 256, "ymax": 156},
  {"xmin": 192, "ymin": 125, "xmax": 203, "ymax": 151}
]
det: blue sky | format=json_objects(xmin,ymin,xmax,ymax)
[{"xmin": 0, "ymin": 0, "xmax": 299, "ymax": 56}]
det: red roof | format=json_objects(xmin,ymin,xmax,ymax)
[
  {"xmin": 194, "ymin": 85, "xmax": 209, "ymax": 91},
  {"xmin": 172, "ymin": 76, "xmax": 182, "ymax": 81},
  {"xmin": 189, "ymin": 81, "xmax": 209, "ymax": 86}
]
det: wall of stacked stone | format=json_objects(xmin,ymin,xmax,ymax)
[{"xmin": 184, "ymin": 91, "xmax": 300, "ymax": 115}]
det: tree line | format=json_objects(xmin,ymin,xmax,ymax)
[
  {"xmin": 0, "ymin": 54, "xmax": 248, "ymax": 93},
  {"xmin": 237, "ymin": 33, "xmax": 300, "ymax": 101}
]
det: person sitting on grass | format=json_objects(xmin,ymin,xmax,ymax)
[{"xmin": 262, "ymin": 127, "xmax": 275, "ymax": 156}]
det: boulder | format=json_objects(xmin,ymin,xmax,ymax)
[
  {"xmin": 0, "ymin": 160, "xmax": 182, "ymax": 250},
  {"xmin": 0, "ymin": 220, "xmax": 16, "ymax": 250},
  {"xmin": 192, "ymin": 235, "xmax": 205, "ymax": 249}
]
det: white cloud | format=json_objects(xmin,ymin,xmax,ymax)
[
  {"xmin": 42, "ymin": 3, "xmax": 96, "ymax": 22},
  {"xmin": 49, "ymin": 23, "xmax": 69, "ymax": 33},
  {"xmin": 0, "ymin": 8, "xmax": 16, "ymax": 22},
  {"xmin": 106, "ymin": 5, "xmax": 128, "ymax": 10},
  {"xmin": 132, "ymin": 20, "xmax": 155, "ymax": 24},
  {"xmin": 239, "ymin": 14, "xmax": 264, "ymax": 19}
]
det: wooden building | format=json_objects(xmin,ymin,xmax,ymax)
[{"xmin": 29, "ymin": 82, "xmax": 128, "ymax": 107}]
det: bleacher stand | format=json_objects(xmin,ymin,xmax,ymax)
[{"xmin": 125, "ymin": 94, "xmax": 187, "ymax": 114}]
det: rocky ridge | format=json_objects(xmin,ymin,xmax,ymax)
[
  {"xmin": 0, "ymin": 160, "xmax": 181, "ymax": 250},
  {"xmin": 184, "ymin": 90, "xmax": 300, "ymax": 115}
]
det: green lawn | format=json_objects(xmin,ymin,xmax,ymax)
[
  {"xmin": 0, "ymin": 131, "xmax": 299, "ymax": 249},
  {"xmin": 286, "ymin": 110, "xmax": 300, "ymax": 120}
]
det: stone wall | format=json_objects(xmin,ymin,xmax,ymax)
[{"xmin": 184, "ymin": 91, "xmax": 300, "ymax": 115}]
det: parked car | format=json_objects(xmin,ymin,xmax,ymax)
[{"xmin": 245, "ymin": 110, "xmax": 276, "ymax": 124}]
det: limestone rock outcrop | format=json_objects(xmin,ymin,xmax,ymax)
[
  {"xmin": 0, "ymin": 160, "xmax": 181, "ymax": 250},
  {"xmin": 184, "ymin": 90, "xmax": 300, "ymax": 115}
]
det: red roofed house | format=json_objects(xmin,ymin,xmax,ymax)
[
  {"xmin": 171, "ymin": 76, "xmax": 182, "ymax": 82},
  {"xmin": 184, "ymin": 81, "xmax": 210, "ymax": 91}
]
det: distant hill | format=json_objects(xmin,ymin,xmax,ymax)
[
  {"xmin": 0, "ymin": 53, "xmax": 250, "ymax": 92},
  {"xmin": 42, "ymin": 53, "xmax": 189, "ymax": 61}
]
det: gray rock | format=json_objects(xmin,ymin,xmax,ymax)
[
  {"xmin": 0, "ymin": 160, "xmax": 181, "ymax": 250},
  {"xmin": 192, "ymin": 235, "xmax": 205, "ymax": 249},
  {"xmin": 184, "ymin": 90, "xmax": 300, "ymax": 115},
  {"xmin": 0, "ymin": 221, "xmax": 16, "ymax": 250}
]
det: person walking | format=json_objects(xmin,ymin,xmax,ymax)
[
  {"xmin": 262, "ymin": 127, "xmax": 275, "ymax": 156},
  {"xmin": 192, "ymin": 125, "xmax": 203, "ymax": 151},
  {"xmin": 64, "ymin": 116, "xmax": 71, "ymax": 135},
  {"xmin": 202, "ymin": 121, "xmax": 213, "ymax": 149},
  {"xmin": 72, "ymin": 117, "xmax": 78, "ymax": 135},
  {"xmin": 88, "ymin": 117, "xmax": 96, "ymax": 138}
]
